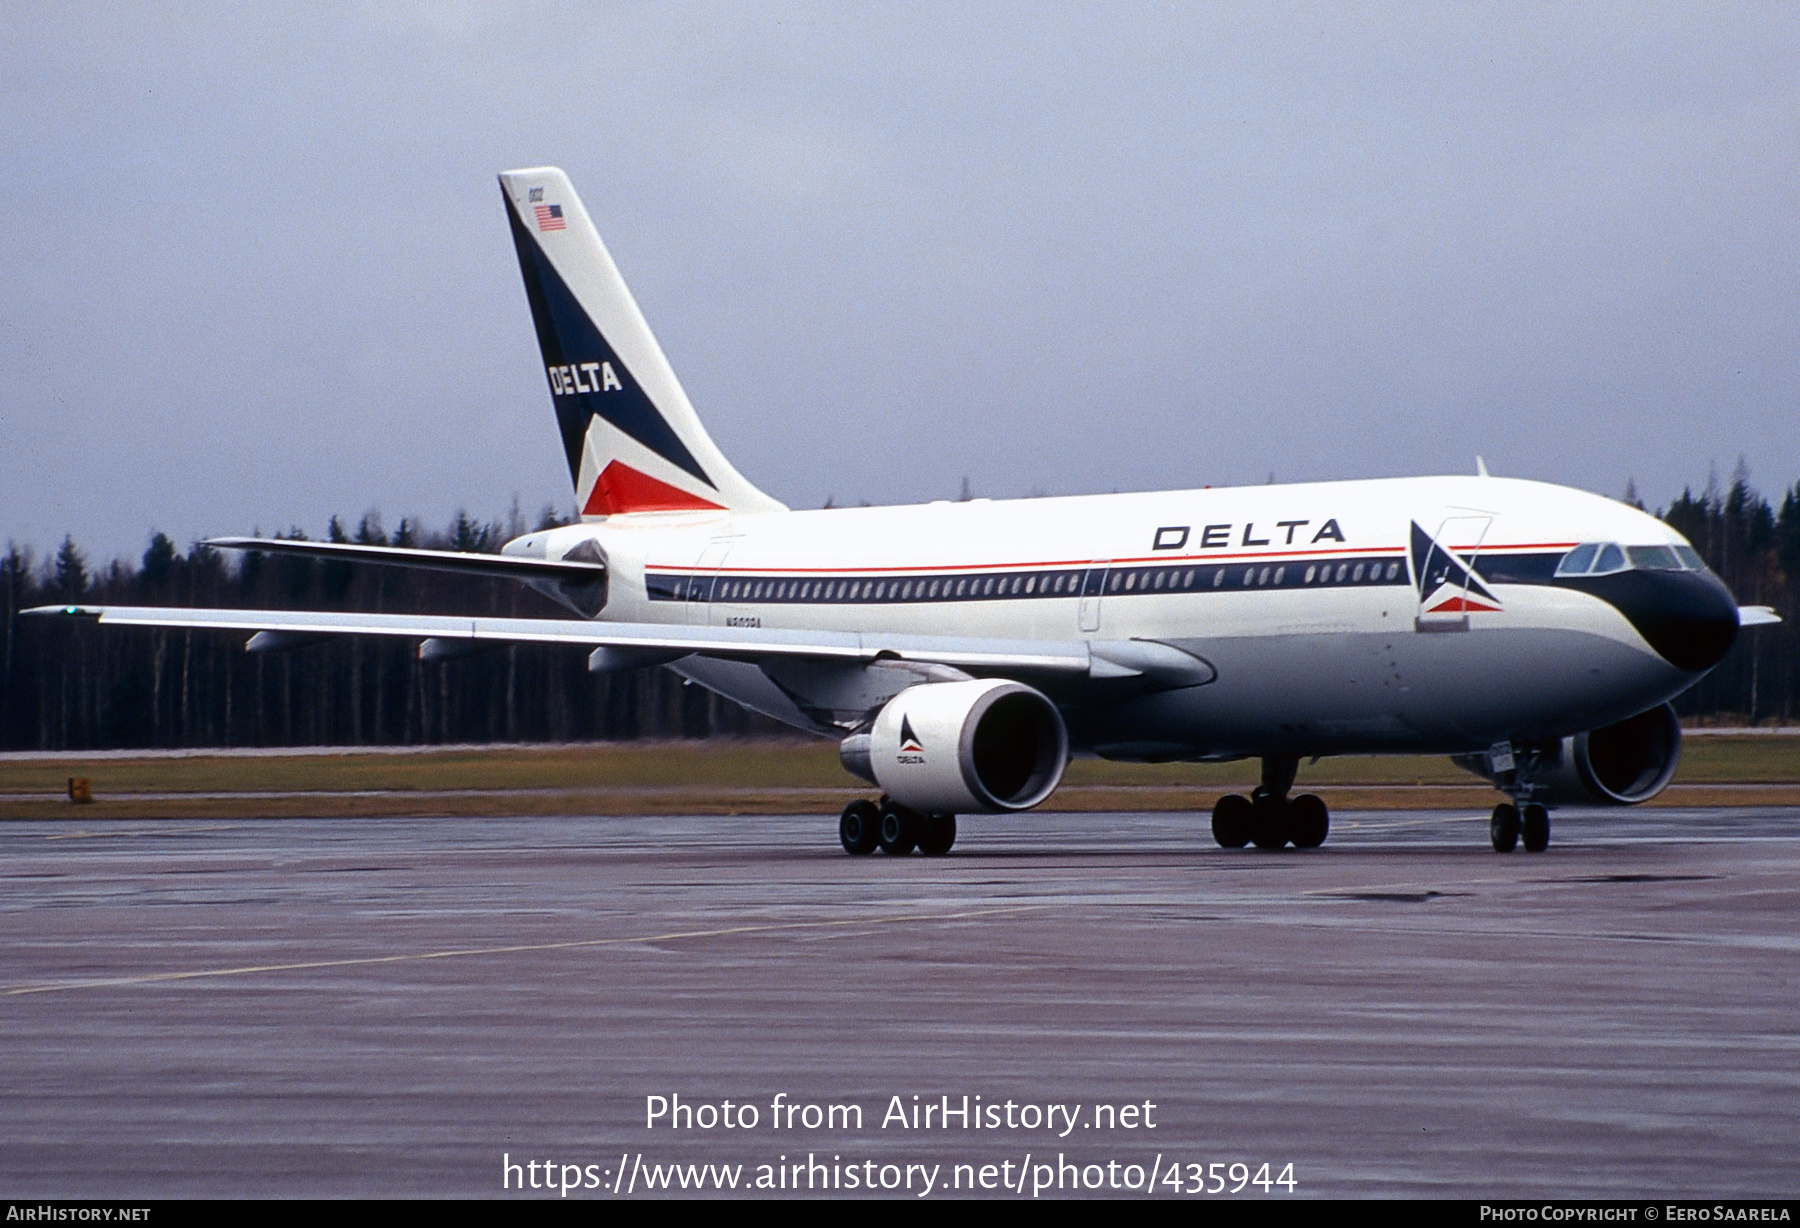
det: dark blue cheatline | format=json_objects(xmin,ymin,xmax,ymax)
[{"xmin": 645, "ymin": 556, "xmax": 1413, "ymax": 604}]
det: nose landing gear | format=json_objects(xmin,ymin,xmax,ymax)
[
  {"xmin": 1490, "ymin": 801, "xmax": 1551, "ymax": 852},
  {"xmin": 1211, "ymin": 756, "xmax": 1330, "ymax": 850},
  {"xmin": 1489, "ymin": 803, "xmax": 1520, "ymax": 852},
  {"xmin": 1520, "ymin": 803, "xmax": 1550, "ymax": 853},
  {"xmin": 1486, "ymin": 744, "xmax": 1553, "ymax": 853}
]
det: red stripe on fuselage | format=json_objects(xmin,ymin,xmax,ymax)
[{"xmin": 643, "ymin": 542, "xmax": 1573, "ymax": 575}]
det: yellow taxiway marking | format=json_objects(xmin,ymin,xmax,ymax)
[
  {"xmin": 1, "ymin": 905, "xmax": 1041, "ymax": 997},
  {"xmin": 43, "ymin": 824, "xmax": 242, "ymax": 841},
  {"xmin": 1329, "ymin": 814, "xmax": 1488, "ymax": 833}
]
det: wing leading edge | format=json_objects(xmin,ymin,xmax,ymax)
[{"xmin": 27, "ymin": 604, "xmax": 1119, "ymax": 677}]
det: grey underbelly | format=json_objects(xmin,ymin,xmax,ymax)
[{"xmin": 1074, "ymin": 627, "xmax": 1683, "ymax": 759}]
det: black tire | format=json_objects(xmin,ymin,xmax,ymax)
[
  {"xmin": 1249, "ymin": 793, "xmax": 1290, "ymax": 850},
  {"xmin": 1211, "ymin": 794, "xmax": 1252, "ymax": 848},
  {"xmin": 1490, "ymin": 803, "xmax": 1520, "ymax": 853},
  {"xmin": 1522, "ymin": 804, "xmax": 1550, "ymax": 853},
  {"xmin": 1289, "ymin": 793, "xmax": 1330, "ymax": 848},
  {"xmin": 840, "ymin": 799, "xmax": 880, "ymax": 855},
  {"xmin": 877, "ymin": 801, "xmax": 920, "ymax": 855},
  {"xmin": 917, "ymin": 814, "xmax": 957, "ymax": 856}
]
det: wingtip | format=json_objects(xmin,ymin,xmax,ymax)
[{"xmin": 22, "ymin": 604, "xmax": 100, "ymax": 618}]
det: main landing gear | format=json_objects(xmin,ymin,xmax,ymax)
[
  {"xmin": 840, "ymin": 798, "xmax": 955, "ymax": 857},
  {"xmin": 1211, "ymin": 755, "xmax": 1330, "ymax": 850},
  {"xmin": 1489, "ymin": 802, "xmax": 1550, "ymax": 853}
]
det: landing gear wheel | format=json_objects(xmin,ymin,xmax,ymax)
[
  {"xmin": 1289, "ymin": 793, "xmax": 1330, "ymax": 849},
  {"xmin": 1211, "ymin": 794, "xmax": 1252, "ymax": 848},
  {"xmin": 839, "ymin": 799, "xmax": 880, "ymax": 855},
  {"xmin": 877, "ymin": 801, "xmax": 921, "ymax": 855},
  {"xmin": 1490, "ymin": 803, "xmax": 1520, "ymax": 853},
  {"xmin": 1249, "ymin": 792, "xmax": 1290, "ymax": 850},
  {"xmin": 917, "ymin": 814, "xmax": 957, "ymax": 856},
  {"xmin": 1521, "ymin": 804, "xmax": 1550, "ymax": 853}
]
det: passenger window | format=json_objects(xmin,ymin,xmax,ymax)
[{"xmin": 1555, "ymin": 544, "xmax": 1599, "ymax": 576}]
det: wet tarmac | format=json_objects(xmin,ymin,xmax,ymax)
[{"xmin": 2, "ymin": 807, "xmax": 1796, "ymax": 1199}]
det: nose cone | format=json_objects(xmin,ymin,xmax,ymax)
[{"xmin": 1561, "ymin": 569, "xmax": 1740, "ymax": 672}]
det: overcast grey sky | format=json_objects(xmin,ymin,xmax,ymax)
[{"xmin": 3, "ymin": 3, "xmax": 1796, "ymax": 561}]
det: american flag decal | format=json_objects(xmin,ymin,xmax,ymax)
[{"xmin": 534, "ymin": 203, "xmax": 566, "ymax": 232}]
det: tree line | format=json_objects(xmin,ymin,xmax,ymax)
[
  {"xmin": 3, "ymin": 470, "xmax": 1798, "ymax": 751},
  {"xmin": 1, "ymin": 508, "xmax": 782, "ymax": 750}
]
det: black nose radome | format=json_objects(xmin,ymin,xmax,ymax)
[{"xmin": 1557, "ymin": 569, "xmax": 1741, "ymax": 672}]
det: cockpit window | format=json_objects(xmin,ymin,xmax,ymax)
[
  {"xmin": 1554, "ymin": 543, "xmax": 1598, "ymax": 576},
  {"xmin": 1626, "ymin": 545, "xmax": 1681, "ymax": 570},
  {"xmin": 1556, "ymin": 541, "xmax": 1707, "ymax": 577}
]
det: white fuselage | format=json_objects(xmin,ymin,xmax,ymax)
[{"xmin": 505, "ymin": 474, "xmax": 1714, "ymax": 760}]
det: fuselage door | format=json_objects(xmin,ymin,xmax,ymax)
[
  {"xmin": 1414, "ymin": 515, "xmax": 1493, "ymax": 629},
  {"xmin": 687, "ymin": 538, "xmax": 735, "ymax": 625},
  {"xmin": 1078, "ymin": 562, "xmax": 1110, "ymax": 633}
]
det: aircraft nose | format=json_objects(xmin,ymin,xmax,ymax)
[
  {"xmin": 1649, "ymin": 571, "xmax": 1741, "ymax": 671},
  {"xmin": 1562, "ymin": 568, "xmax": 1740, "ymax": 672}
]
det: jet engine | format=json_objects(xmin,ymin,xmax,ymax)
[
  {"xmin": 839, "ymin": 679, "xmax": 1068, "ymax": 814},
  {"xmin": 1454, "ymin": 702, "xmax": 1682, "ymax": 806}
]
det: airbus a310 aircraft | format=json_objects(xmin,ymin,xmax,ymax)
[{"xmin": 37, "ymin": 167, "xmax": 1780, "ymax": 856}]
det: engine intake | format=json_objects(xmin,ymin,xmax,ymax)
[{"xmin": 843, "ymin": 679, "xmax": 1068, "ymax": 814}]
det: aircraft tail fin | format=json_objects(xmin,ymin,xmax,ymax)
[{"xmin": 497, "ymin": 167, "xmax": 784, "ymax": 517}]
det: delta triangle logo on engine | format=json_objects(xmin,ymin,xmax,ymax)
[
  {"xmin": 899, "ymin": 715, "xmax": 923, "ymax": 752},
  {"xmin": 897, "ymin": 715, "xmax": 925, "ymax": 764}
]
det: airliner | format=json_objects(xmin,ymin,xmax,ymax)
[{"xmin": 34, "ymin": 167, "xmax": 1779, "ymax": 857}]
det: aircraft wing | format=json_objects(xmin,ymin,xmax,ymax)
[
  {"xmin": 27, "ymin": 604, "xmax": 1125, "ymax": 677},
  {"xmin": 203, "ymin": 537, "xmax": 606, "ymax": 585}
]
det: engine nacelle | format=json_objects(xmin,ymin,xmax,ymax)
[
  {"xmin": 843, "ymin": 679, "xmax": 1068, "ymax": 814},
  {"xmin": 1453, "ymin": 702, "xmax": 1682, "ymax": 806}
]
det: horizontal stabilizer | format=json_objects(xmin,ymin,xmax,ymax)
[
  {"xmin": 1739, "ymin": 606, "xmax": 1782, "ymax": 627},
  {"xmin": 205, "ymin": 537, "xmax": 606, "ymax": 584}
]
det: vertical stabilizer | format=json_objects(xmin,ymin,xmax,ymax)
[{"xmin": 498, "ymin": 167, "xmax": 785, "ymax": 517}]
